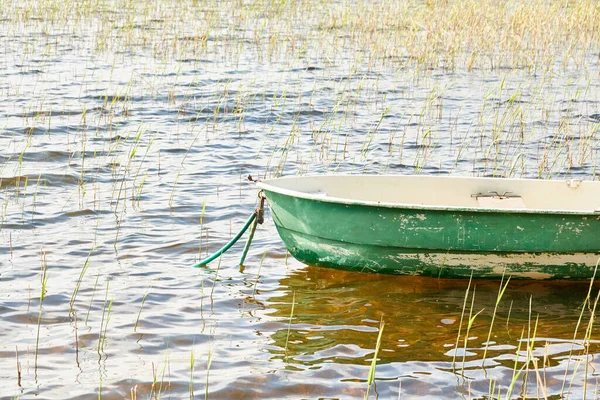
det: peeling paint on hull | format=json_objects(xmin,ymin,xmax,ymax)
[
  {"xmin": 260, "ymin": 186, "xmax": 600, "ymax": 280},
  {"xmin": 278, "ymin": 226, "xmax": 598, "ymax": 279}
]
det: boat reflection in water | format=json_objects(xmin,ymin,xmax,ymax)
[{"xmin": 264, "ymin": 266, "xmax": 600, "ymax": 398}]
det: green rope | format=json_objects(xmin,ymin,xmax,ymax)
[
  {"xmin": 239, "ymin": 216, "xmax": 258, "ymax": 266},
  {"xmin": 192, "ymin": 212, "xmax": 257, "ymax": 268}
]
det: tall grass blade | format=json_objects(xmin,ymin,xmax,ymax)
[{"xmin": 365, "ymin": 317, "xmax": 385, "ymax": 400}]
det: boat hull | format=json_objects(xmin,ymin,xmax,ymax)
[{"xmin": 262, "ymin": 189, "xmax": 600, "ymax": 279}]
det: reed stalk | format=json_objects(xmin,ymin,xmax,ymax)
[
  {"xmin": 482, "ymin": 272, "xmax": 510, "ymax": 366},
  {"xmin": 134, "ymin": 279, "xmax": 158, "ymax": 333},
  {"xmin": 452, "ymin": 274, "xmax": 472, "ymax": 369},
  {"xmin": 365, "ymin": 317, "xmax": 385, "ymax": 400},
  {"xmin": 34, "ymin": 250, "xmax": 48, "ymax": 376},
  {"xmin": 283, "ymin": 291, "xmax": 296, "ymax": 361},
  {"xmin": 189, "ymin": 347, "xmax": 195, "ymax": 399}
]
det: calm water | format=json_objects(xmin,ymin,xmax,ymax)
[{"xmin": 2, "ymin": 1, "xmax": 600, "ymax": 399}]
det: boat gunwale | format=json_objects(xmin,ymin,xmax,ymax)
[{"xmin": 256, "ymin": 175, "xmax": 600, "ymax": 216}]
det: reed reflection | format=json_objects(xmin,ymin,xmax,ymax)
[{"xmin": 266, "ymin": 266, "xmax": 600, "ymax": 370}]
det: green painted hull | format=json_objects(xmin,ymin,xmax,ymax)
[{"xmin": 262, "ymin": 190, "xmax": 600, "ymax": 280}]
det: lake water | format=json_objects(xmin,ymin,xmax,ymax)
[{"xmin": 1, "ymin": 1, "xmax": 600, "ymax": 399}]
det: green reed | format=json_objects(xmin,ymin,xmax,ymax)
[
  {"xmin": 482, "ymin": 272, "xmax": 510, "ymax": 366},
  {"xmin": 365, "ymin": 317, "xmax": 385, "ymax": 400},
  {"xmin": 461, "ymin": 286, "xmax": 484, "ymax": 375},
  {"xmin": 451, "ymin": 266, "xmax": 600, "ymax": 399},
  {"xmin": 452, "ymin": 274, "xmax": 472, "ymax": 369},
  {"xmin": 34, "ymin": 250, "xmax": 48, "ymax": 375},
  {"xmin": 134, "ymin": 278, "xmax": 158, "ymax": 333},
  {"xmin": 560, "ymin": 261, "xmax": 598, "ymax": 397},
  {"xmin": 149, "ymin": 356, "xmax": 170, "ymax": 400},
  {"xmin": 204, "ymin": 347, "xmax": 212, "ymax": 400},
  {"xmin": 189, "ymin": 347, "xmax": 195, "ymax": 399},
  {"xmin": 70, "ymin": 250, "xmax": 93, "ymax": 315},
  {"xmin": 97, "ymin": 278, "xmax": 113, "ymax": 354},
  {"xmin": 283, "ymin": 290, "xmax": 296, "ymax": 362},
  {"xmin": 85, "ymin": 273, "xmax": 101, "ymax": 326}
]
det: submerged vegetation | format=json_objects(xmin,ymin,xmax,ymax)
[{"xmin": 0, "ymin": 0, "xmax": 600, "ymax": 398}]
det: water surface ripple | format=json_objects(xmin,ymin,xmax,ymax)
[{"xmin": 1, "ymin": 0, "xmax": 600, "ymax": 399}]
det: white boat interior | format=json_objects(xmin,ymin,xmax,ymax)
[{"xmin": 258, "ymin": 175, "xmax": 600, "ymax": 213}]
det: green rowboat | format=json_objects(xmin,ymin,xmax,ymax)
[{"xmin": 256, "ymin": 175, "xmax": 600, "ymax": 279}]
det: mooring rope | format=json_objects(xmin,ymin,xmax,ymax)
[{"xmin": 192, "ymin": 192, "xmax": 265, "ymax": 268}]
